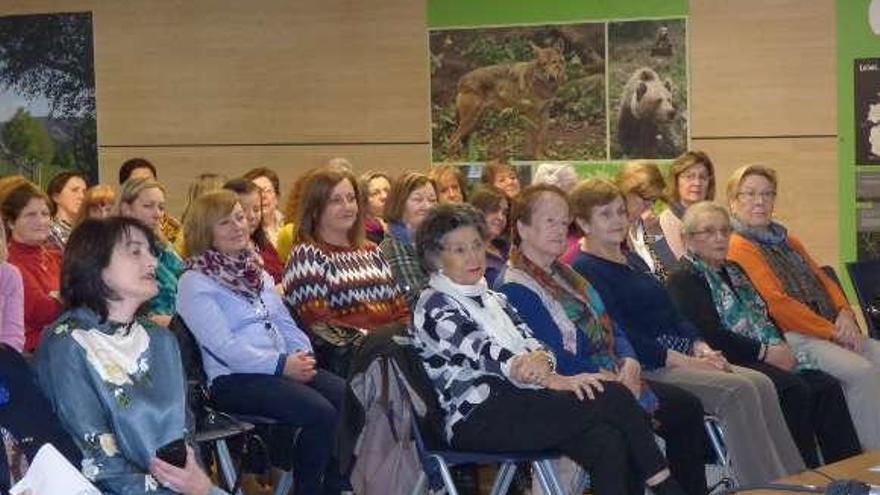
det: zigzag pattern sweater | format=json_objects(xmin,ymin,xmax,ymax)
[{"xmin": 282, "ymin": 241, "xmax": 410, "ymax": 331}]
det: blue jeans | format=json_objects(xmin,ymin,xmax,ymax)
[{"xmin": 210, "ymin": 369, "xmax": 345, "ymax": 495}]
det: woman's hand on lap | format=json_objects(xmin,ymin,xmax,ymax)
[{"xmin": 149, "ymin": 445, "xmax": 213, "ymax": 495}]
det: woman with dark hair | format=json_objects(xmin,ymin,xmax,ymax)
[
  {"xmin": 178, "ymin": 190, "xmax": 345, "ymax": 495},
  {"xmin": 223, "ymin": 178, "xmax": 284, "ymax": 284},
  {"xmin": 659, "ymin": 151, "xmax": 716, "ymax": 260},
  {"xmin": 359, "ymin": 171, "xmax": 391, "ymax": 244},
  {"xmin": 2, "ymin": 181, "xmax": 63, "ymax": 352},
  {"xmin": 118, "ymin": 178, "xmax": 183, "ymax": 328},
  {"xmin": 46, "ymin": 170, "xmax": 87, "ymax": 250},
  {"xmin": 666, "ymin": 201, "xmax": 861, "ymax": 467},
  {"xmin": 429, "ymin": 164, "xmax": 467, "ymax": 203},
  {"xmin": 244, "ymin": 167, "xmax": 283, "ymax": 247},
  {"xmin": 498, "ymin": 185, "xmax": 708, "ymax": 495},
  {"xmin": 282, "ymin": 167, "xmax": 409, "ymax": 333},
  {"xmin": 35, "ymin": 217, "xmax": 229, "ymax": 495},
  {"xmin": 569, "ymin": 177, "xmax": 804, "ymax": 485},
  {"xmin": 379, "ymin": 172, "xmax": 437, "ymax": 306},
  {"xmin": 409, "ymin": 202, "xmax": 687, "ymax": 495},
  {"xmin": 469, "ymin": 186, "xmax": 509, "ymax": 285}
]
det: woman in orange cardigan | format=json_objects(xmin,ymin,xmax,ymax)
[{"xmin": 726, "ymin": 164, "xmax": 880, "ymax": 449}]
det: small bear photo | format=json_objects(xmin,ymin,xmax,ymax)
[{"xmin": 609, "ymin": 19, "xmax": 688, "ymax": 159}]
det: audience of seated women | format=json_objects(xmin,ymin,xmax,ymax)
[
  {"xmin": 616, "ymin": 161, "xmax": 676, "ymax": 280},
  {"xmin": 36, "ymin": 217, "xmax": 228, "ymax": 495},
  {"xmin": 379, "ymin": 172, "xmax": 437, "ymax": 307},
  {"xmin": 359, "ymin": 171, "xmax": 391, "ymax": 244},
  {"xmin": 428, "ymin": 164, "xmax": 467, "ymax": 204},
  {"xmin": 497, "ymin": 185, "xmax": 708, "ymax": 495},
  {"xmin": 243, "ymin": 167, "xmax": 284, "ymax": 248},
  {"xmin": 118, "ymin": 178, "xmax": 183, "ymax": 328},
  {"xmin": 46, "ymin": 171, "xmax": 87, "ymax": 250},
  {"xmin": 469, "ymin": 186, "xmax": 510, "ymax": 285},
  {"xmin": 282, "ymin": 166, "xmax": 409, "ymax": 333},
  {"xmin": 666, "ymin": 201, "xmax": 862, "ymax": 466},
  {"xmin": 569, "ymin": 177, "xmax": 804, "ymax": 485},
  {"xmin": 659, "ymin": 151, "xmax": 716, "ymax": 260},
  {"xmin": 726, "ymin": 163, "xmax": 880, "ymax": 449},
  {"xmin": 409, "ymin": 202, "xmax": 688, "ymax": 495},
  {"xmin": 2, "ymin": 181, "xmax": 63, "ymax": 352},
  {"xmin": 177, "ymin": 190, "xmax": 345, "ymax": 495},
  {"xmin": 222, "ymin": 178, "xmax": 284, "ymax": 284},
  {"xmin": 0, "ymin": 224, "xmax": 24, "ymax": 351}
]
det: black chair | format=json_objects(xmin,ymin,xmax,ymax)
[
  {"xmin": 846, "ymin": 259, "xmax": 880, "ymax": 339},
  {"xmin": 168, "ymin": 315, "xmax": 297, "ymax": 495}
]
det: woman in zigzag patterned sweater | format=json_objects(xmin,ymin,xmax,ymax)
[{"xmin": 282, "ymin": 167, "xmax": 410, "ymax": 335}]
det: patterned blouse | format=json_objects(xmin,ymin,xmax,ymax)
[
  {"xmin": 35, "ymin": 307, "xmax": 227, "ymax": 495},
  {"xmin": 48, "ymin": 218, "xmax": 72, "ymax": 251},
  {"xmin": 409, "ymin": 287, "xmax": 547, "ymax": 441},
  {"xmin": 282, "ymin": 241, "xmax": 409, "ymax": 331}
]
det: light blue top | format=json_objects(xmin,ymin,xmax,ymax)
[{"xmin": 176, "ymin": 270, "xmax": 313, "ymax": 383}]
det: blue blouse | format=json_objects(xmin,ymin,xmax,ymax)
[
  {"xmin": 570, "ymin": 251, "xmax": 699, "ymax": 369},
  {"xmin": 35, "ymin": 307, "xmax": 227, "ymax": 495}
]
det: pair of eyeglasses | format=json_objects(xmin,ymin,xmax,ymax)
[
  {"xmin": 690, "ymin": 227, "xmax": 733, "ymax": 238},
  {"xmin": 736, "ymin": 190, "xmax": 776, "ymax": 202}
]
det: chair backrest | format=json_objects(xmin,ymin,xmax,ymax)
[
  {"xmin": 168, "ymin": 314, "xmax": 209, "ymax": 386},
  {"xmin": 846, "ymin": 259, "xmax": 880, "ymax": 339}
]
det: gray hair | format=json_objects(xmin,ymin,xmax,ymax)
[
  {"xmin": 681, "ymin": 201, "xmax": 730, "ymax": 236},
  {"xmin": 532, "ymin": 163, "xmax": 579, "ymax": 192},
  {"xmin": 415, "ymin": 202, "xmax": 487, "ymax": 273}
]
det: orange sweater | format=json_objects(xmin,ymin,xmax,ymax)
[{"xmin": 727, "ymin": 232, "xmax": 848, "ymax": 340}]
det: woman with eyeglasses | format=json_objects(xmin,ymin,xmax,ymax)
[
  {"xmin": 666, "ymin": 201, "xmax": 861, "ymax": 467},
  {"xmin": 726, "ymin": 164, "xmax": 880, "ymax": 448},
  {"xmin": 569, "ymin": 177, "xmax": 804, "ymax": 485},
  {"xmin": 659, "ymin": 151, "xmax": 715, "ymax": 260},
  {"xmin": 616, "ymin": 161, "xmax": 676, "ymax": 281}
]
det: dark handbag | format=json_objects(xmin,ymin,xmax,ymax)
[{"xmin": 306, "ymin": 322, "xmax": 367, "ymax": 378}]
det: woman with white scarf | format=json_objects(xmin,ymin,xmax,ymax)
[{"xmin": 408, "ymin": 202, "xmax": 687, "ymax": 495}]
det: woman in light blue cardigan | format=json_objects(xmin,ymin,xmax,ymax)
[{"xmin": 176, "ymin": 190, "xmax": 346, "ymax": 495}]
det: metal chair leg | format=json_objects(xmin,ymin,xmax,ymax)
[
  {"xmin": 215, "ymin": 439, "xmax": 243, "ymax": 495},
  {"xmin": 411, "ymin": 471, "xmax": 427, "ymax": 495},
  {"xmin": 488, "ymin": 462, "xmax": 518, "ymax": 495},
  {"xmin": 273, "ymin": 470, "xmax": 294, "ymax": 495},
  {"xmin": 432, "ymin": 455, "xmax": 461, "ymax": 495},
  {"xmin": 533, "ymin": 459, "xmax": 564, "ymax": 495}
]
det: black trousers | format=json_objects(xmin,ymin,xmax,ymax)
[
  {"xmin": 0, "ymin": 345, "xmax": 80, "ymax": 492},
  {"xmin": 451, "ymin": 379, "xmax": 668, "ymax": 495},
  {"xmin": 649, "ymin": 380, "xmax": 709, "ymax": 495},
  {"xmin": 744, "ymin": 362, "xmax": 862, "ymax": 467}
]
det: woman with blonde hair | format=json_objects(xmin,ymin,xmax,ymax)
[
  {"xmin": 75, "ymin": 184, "xmax": 116, "ymax": 225},
  {"xmin": 616, "ymin": 160, "xmax": 675, "ymax": 280},
  {"xmin": 118, "ymin": 178, "xmax": 183, "ymax": 327},
  {"xmin": 178, "ymin": 190, "xmax": 346, "ymax": 494},
  {"xmin": 429, "ymin": 164, "xmax": 467, "ymax": 203},
  {"xmin": 659, "ymin": 151, "xmax": 716, "ymax": 259}
]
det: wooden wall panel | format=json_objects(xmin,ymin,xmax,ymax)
[
  {"xmin": 689, "ymin": 0, "xmax": 836, "ymax": 137},
  {"xmin": 99, "ymin": 144, "xmax": 429, "ymax": 216},
  {"xmin": 692, "ymin": 136, "xmax": 839, "ymax": 265}
]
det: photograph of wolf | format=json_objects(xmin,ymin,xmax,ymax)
[
  {"xmin": 430, "ymin": 23, "xmax": 606, "ymax": 162},
  {"xmin": 609, "ymin": 19, "xmax": 688, "ymax": 160}
]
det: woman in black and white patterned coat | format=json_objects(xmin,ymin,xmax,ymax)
[{"xmin": 408, "ymin": 203, "xmax": 687, "ymax": 495}]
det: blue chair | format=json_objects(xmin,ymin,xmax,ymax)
[{"xmin": 846, "ymin": 260, "xmax": 880, "ymax": 339}]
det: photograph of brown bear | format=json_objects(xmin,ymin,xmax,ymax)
[
  {"xmin": 430, "ymin": 23, "xmax": 606, "ymax": 162},
  {"xmin": 609, "ymin": 19, "xmax": 687, "ymax": 160}
]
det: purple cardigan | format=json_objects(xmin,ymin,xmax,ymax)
[{"xmin": 0, "ymin": 262, "xmax": 25, "ymax": 352}]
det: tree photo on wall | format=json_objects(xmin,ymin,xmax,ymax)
[{"xmin": 0, "ymin": 12, "xmax": 97, "ymax": 185}]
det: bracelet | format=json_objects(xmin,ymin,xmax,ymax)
[{"xmin": 539, "ymin": 350, "xmax": 557, "ymax": 373}]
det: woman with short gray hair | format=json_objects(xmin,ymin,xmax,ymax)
[{"xmin": 408, "ymin": 202, "xmax": 687, "ymax": 495}]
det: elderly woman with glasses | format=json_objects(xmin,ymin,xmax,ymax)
[
  {"xmin": 659, "ymin": 151, "xmax": 716, "ymax": 260},
  {"xmin": 408, "ymin": 202, "xmax": 688, "ymax": 495},
  {"xmin": 497, "ymin": 185, "xmax": 708, "ymax": 495},
  {"xmin": 726, "ymin": 164, "xmax": 880, "ymax": 448},
  {"xmin": 666, "ymin": 201, "xmax": 861, "ymax": 467}
]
